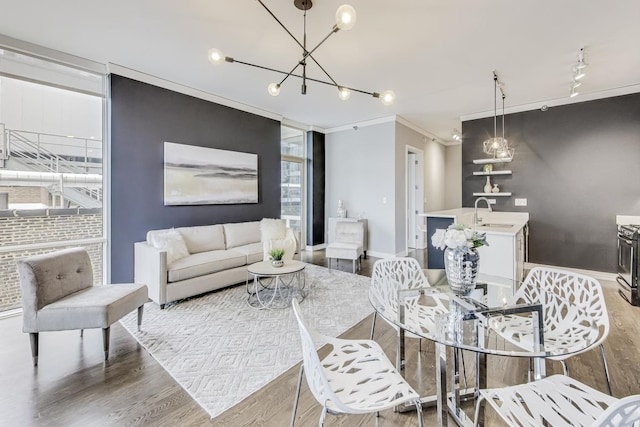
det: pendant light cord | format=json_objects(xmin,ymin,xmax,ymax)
[{"xmin": 493, "ymin": 74, "xmax": 498, "ymax": 138}]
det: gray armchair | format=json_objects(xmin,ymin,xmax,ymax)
[{"xmin": 17, "ymin": 247, "xmax": 148, "ymax": 366}]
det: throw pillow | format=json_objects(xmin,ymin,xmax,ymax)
[
  {"xmin": 260, "ymin": 218, "xmax": 286, "ymax": 241},
  {"xmin": 148, "ymin": 229, "xmax": 190, "ymax": 265}
]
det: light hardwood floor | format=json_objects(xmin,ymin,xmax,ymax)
[{"xmin": 1, "ymin": 250, "xmax": 639, "ymax": 426}]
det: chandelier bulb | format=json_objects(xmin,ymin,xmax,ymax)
[
  {"xmin": 379, "ymin": 90, "xmax": 395, "ymax": 106},
  {"xmin": 337, "ymin": 86, "xmax": 351, "ymax": 101},
  {"xmin": 268, "ymin": 83, "xmax": 281, "ymax": 96},
  {"xmin": 335, "ymin": 4, "xmax": 357, "ymax": 30},
  {"xmin": 207, "ymin": 48, "xmax": 225, "ymax": 64}
]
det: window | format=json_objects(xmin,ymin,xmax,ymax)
[
  {"xmin": 280, "ymin": 126, "xmax": 305, "ymax": 244},
  {"xmin": 0, "ymin": 47, "xmax": 106, "ymax": 313}
]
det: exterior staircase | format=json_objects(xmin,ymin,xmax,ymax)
[{"xmin": 0, "ymin": 124, "xmax": 102, "ymax": 208}]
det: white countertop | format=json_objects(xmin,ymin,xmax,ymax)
[
  {"xmin": 616, "ymin": 215, "xmax": 640, "ymax": 226},
  {"xmin": 421, "ymin": 208, "xmax": 529, "ymax": 236}
]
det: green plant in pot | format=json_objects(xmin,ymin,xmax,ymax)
[{"xmin": 269, "ymin": 248, "xmax": 285, "ymax": 268}]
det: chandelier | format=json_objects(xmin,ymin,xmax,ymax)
[
  {"xmin": 482, "ymin": 71, "xmax": 514, "ymax": 160},
  {"xmin": 207, "ymin": 0, "xmax": 395, "ymax": 105}
]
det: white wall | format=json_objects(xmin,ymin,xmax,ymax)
[
  {"xmin": 445, "ymin": 144, "xmax": 462, "ymax": 208},
  {"xmin": 325, "ymin": 122, "xmax": 396, "ymax": 256}
]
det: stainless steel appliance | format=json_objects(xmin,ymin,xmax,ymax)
[{"xmin": 617, "ymin": 224, "xmax": 639, "ymax": 306}]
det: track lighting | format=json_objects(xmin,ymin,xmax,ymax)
[
  {"xmin": 452, "ymin": 130, "xmax": 462, "ymax": 142},
  {"xmin": 208, "ymin": 1, "xmax": 394, "ymax": 104},
  {"xmin": 569, "ymin": 48, "xmax": 587, "ymax": 98}
]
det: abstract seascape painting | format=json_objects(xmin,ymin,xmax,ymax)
[{"xmin": 164, "ymin": 142, "xmax": 258, "ymax": 205}]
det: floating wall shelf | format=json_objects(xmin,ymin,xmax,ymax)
[
  {"xmin": 473, "ymin": 170, "xmax": 512, "ymax": 176},
  {"xmin": 473, "ymin": 192, "xmax": 512, "ymax": 197},
  {"xmin": 473, "ymin": 158, "xmax": 513, "ymax": 165}
]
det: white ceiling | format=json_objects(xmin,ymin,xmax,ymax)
[{"xmin": 1, "ymin": 0, "xmax": 639, "ymax": 141}]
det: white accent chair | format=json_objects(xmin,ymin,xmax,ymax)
[
  {"xmin": 261, "ymin": 221, "xmax": 297, "ymax": 261},
  {"xmin": 325, "ymin": 221, "xmax": 364, "ymax": 273},
  {"xmin": 289, "ymin": 299, "xmax": 423, "ymax": 427},
  {"xmin": 17, "ymin": 247, "xmax": 148, "ymax": 366},
  {"xmin": 475, "ymin": 375, "xmax": 640, "ymax": 427},
  {"xmin": 494, "ymin": 266, "xmax": 612, "ymax": 394}
]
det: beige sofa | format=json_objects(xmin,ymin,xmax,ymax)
[{"xmin": 134, "ymin": 220, "xmax": 297, "ymax": 308}]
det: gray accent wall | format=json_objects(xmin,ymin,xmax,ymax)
[
  {"xmin": 110, "ymin": 75, "xmax": 281, "ymax": 282},
  {"xmin": 462, "ymin": 92, "xmax": 640, "ymax": 273}
]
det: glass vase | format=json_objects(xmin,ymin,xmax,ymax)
[{"xmin": 444, "ymin": 247, "xmax": 480, "ymax": 295}]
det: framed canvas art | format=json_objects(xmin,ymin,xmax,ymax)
[{"xmin": 164, "ymin": 142, "xmax": 258, "ymax": 205}]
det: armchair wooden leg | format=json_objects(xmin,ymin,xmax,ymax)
[
  {"xmin": 102, "ymin": 327, "xmax": 110, "ymax": 361},
  {"xmin": 29, "ymin": 333, "xmax": 39, "ymax": 366},
  {"xmin": 137, "ymin": 305, "xmax": 144, "ymax": 332}
]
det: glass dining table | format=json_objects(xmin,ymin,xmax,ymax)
[{"xmin": 369, "ymin": 272, "xmax": 602, "ymax": 427}]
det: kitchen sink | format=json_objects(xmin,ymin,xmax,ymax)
[{"xmin": 477, "ymin": 223, "xmax": 514, "ymax": 229}]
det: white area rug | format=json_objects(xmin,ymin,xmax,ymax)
[{"xmin": 120, "ymin": 264, "xmax": 373, "ymax": 419}]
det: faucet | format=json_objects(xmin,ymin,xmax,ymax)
[{"xmin": 474, "ymin": 197, "xmax": 493, "ymax": 225}]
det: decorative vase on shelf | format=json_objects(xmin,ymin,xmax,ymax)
[
  {"xmin": 492, "ymin": 183, "xmax": 500, "ymax": 193},
  {"xmin": 483, "ymin": 177, "xmax": 492, "ymax": 193},
  {"xmin": 337, "ymin": 200, "xmax": 347, "ymax": 218},
  {"xmin": 444, "ymin": 247, "xmax": 480, "ymax": 295},
  {"xmin": 482, "ymin": 163, "xmax": 493, "ymax": 173}
]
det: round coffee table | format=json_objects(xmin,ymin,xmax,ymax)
[{"xmin": 246, "ymin": 260, "xmax": 306, "ymax": 309}]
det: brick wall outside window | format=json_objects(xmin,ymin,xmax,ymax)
[{"xmin": 0, "ymin": 209, "xmax": 103, "ymax": 312}]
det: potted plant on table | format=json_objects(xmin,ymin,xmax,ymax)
[
  {"xmin": 269, "ymin": 248, "xmax": 285, "ymax": 268},
  {"xmin": 431, "ymin": 224, "xmax": 488, "ymax": 295}
]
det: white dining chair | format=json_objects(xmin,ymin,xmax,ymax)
[
  {"xmin": 369, "ymin": 257, "xmax": 432, "ymax": 340},
  {"xmin": 289, "ymin": 299, "xmax": 424, "ymax": 427},
  {"xmin": 474, "ymin": 374, "xmax": 640, "ymax": 427},
  {"xmin": 494, "ymin": 266, "xmax": 612, "ymax": 394}
]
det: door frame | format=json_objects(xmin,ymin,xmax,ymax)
[{"xmin": 405, "ymin": 145, "xmax": 425, "ymax": 252}]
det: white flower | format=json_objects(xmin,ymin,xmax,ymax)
[
  {"xmin": 431, "ymin": 228, "xmax": 447, "ymax": 250},
  {"xmin": 464, "ymin": 228, "xmax": 474, "ymax": 239},
  {"xmin": 445, "ymin": 229, "xmax": 468, "ymax": 249}
]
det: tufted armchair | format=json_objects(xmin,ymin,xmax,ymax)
[{"xmin": 17, "ymin": 247, "xmax": 148, "ymax": 366}]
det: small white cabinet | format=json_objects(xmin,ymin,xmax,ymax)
[{"xmin": 477, "ymin": 225, "xmax": 527, "ymax": 285}]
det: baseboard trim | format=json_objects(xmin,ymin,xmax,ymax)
[
  {"xmin": 524, "ymin": 262, "xmax": 618, "ymax": 287},
  {"xmin": 367, "ymin": 250, "xmax": 398, "ymax": 259},
  {"xmin": 0, "ymin": 308, "xmax": 22, "ymax": 319},
  {"xmin": 304, "ymin": 244, "xmax": 326, "ymax": 252}
]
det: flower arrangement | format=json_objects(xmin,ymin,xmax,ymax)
[{"xmin": 431, "ymin": 224, "xmax": 489, "ymax": 253}]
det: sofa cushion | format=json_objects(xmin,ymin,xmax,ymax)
[
  {"xmin": 147, "ymin": 228, "xmax": 190, "ymax": 265},
  {"xmin": 260, "ymin": 218, "xmax": 286, "ymax": 241},
  {"xmin": 231, "ymin": 242, "xmax": 264, "ymax": 264},
  {"xmin": 167, "ymin": 250, "xmax": 246, "ymax": 283},
  {"xmin": 224, "ymin": 221, "xmax": 261, "ymax": 249},
  {"xmin": 177, "ymin": 224, "xmax": 225, "ymax": 253}
]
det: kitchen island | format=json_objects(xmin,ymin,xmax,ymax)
[{"xmin": 420, "ymin": 208, "xmax": 529, "ymax": 283}]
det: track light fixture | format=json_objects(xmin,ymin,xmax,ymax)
[
  {"xmin": 208, "ymin": 1, "xmax": 394, "ymax": 105},
  {"xmin": 452, "ymin": 130, "xmax": 462, "ymax": 142},
  {"xmin": 569, "ymin": 47, "xmax": 588, "ymax": 98}
]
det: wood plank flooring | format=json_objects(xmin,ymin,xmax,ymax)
[{"xmin": 1, "ymin": 250, "xmax": 639, "ymax": 426}]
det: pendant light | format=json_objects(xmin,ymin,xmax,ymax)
[{"xmin": 482, "ymin": 71, "xmax": 513, "ymax": 160}]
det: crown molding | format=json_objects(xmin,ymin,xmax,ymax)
[
  {"xmin": 461, "ymin": 84, "xmax": 640, "ymax": 122},
  {"xmin": 108, "ymin": 63, "xmax": 283, "ymax": 122},
  {"xmin": 323, "ymin": 115, "xmax": 396, "ymax": 133}
]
